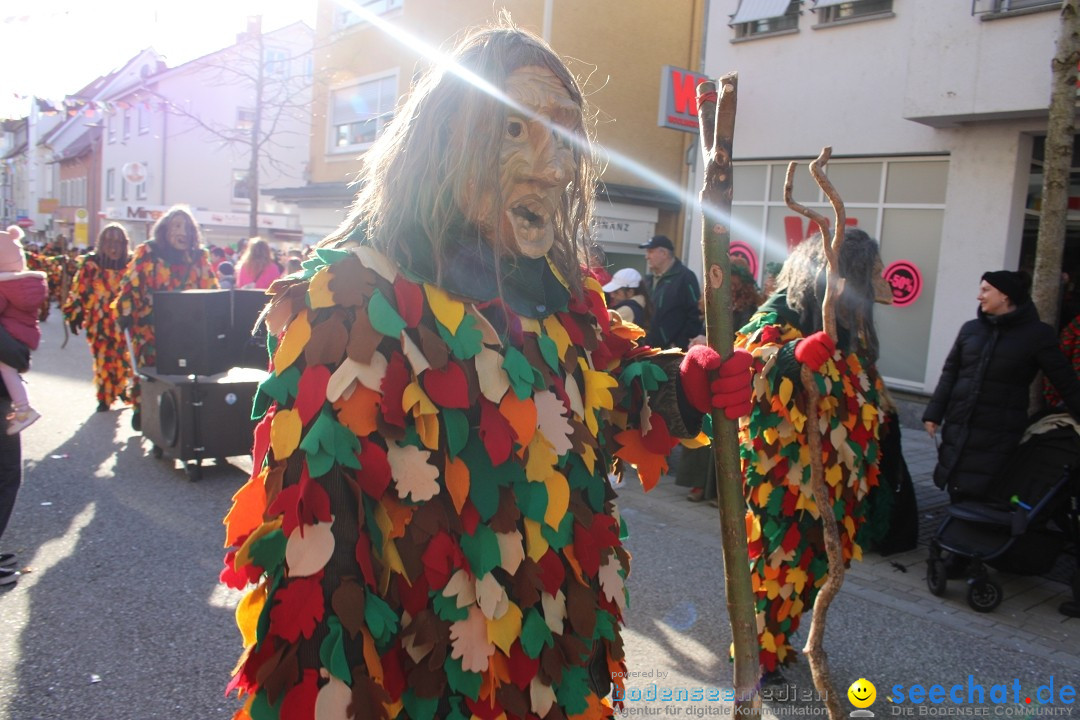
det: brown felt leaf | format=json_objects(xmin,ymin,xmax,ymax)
[
  {"xmin": 332, "ymin": 578, "xmax": 367, "ymax": 638},
  {"xmin": 264, "ymin": 460, "xmax": 287, "ymax": 511},
  {"xmin": 408, "ymin": 498, "xmax": 450, "ymax": 543},
  {"xmin": 554, "ymin": 632, "xmax": 588, "ymax": 669},
  {"xmin": 496, "ymin": 683, "xmax": 531, "ymax": 719},
  {"xmin": 565, "ymin": 579, "xmax": 597, "ymax": 639},
  {"xmin": 346, "ymin": 307, "xmax": 380, "ymax": 364},
  {"xmin": 259, "ymin": 642, "xmax": 300, "ymax": 706},
  {"xmin": 510, "ymin": 558, "xmax": 544, "ymax": 609},
  {"xmin": 538, "ymin": 642, "xmax": 566, "ymax": 685},
  {"xmin": 376, "ymin": 411, "xmax": 406, "ymax": 443},
  {"xmin": 351, "ymin": 674, "xmax": 391, "ymax": 720},
  {"xmin": 407, "ymin": 660, "xmax": 447, "ymax": 700},
  {"xmin": 488, "ymin": 488, "xmax": 522, "ymax": 534},
  {"xmin": 328, "ymin": 255, "xmax": 378, "ymax": 307},
  {"xmin": 304, "ymin": 311, "xmax": 349, "ymax": 366},
  {"xmin": 401, "ymin": 610, "xmax": 440, "ymax": 664},
  {"xmin": 395, "ymin": 529, "xmax": 424, "ymax": 581},
  {"xmin": 418, "ymin": 325, "xmax": 450, "ymax": 371},
  {"xmin": 521, "ymin": 336, "xmax": 555, "ymax": 387}
]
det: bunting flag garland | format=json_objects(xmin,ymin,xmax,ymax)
[
  {"xmin": 222, "ymin": 243, "xmax": 689, "ymax": 719},
  {"xmin": 734, "ymin": 310, "xmax": 883, "ymax": 672}
]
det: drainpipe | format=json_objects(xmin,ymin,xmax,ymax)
[
  {"xmin": 680, "ymin": 0, "xmax": 709, "ymax": 268},
  {"xmin": 542, "ymin": 0, "xmax": 553, "ymax": 43}
]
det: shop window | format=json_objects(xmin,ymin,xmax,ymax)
[
  {"xmin": 138, "ymin": 103, "xmax": 150, "ymax": 134},
  {"xmin": 730, "ymin": 0, "xmax": 801, "ymax": 40},
  {"xmin": 813, "ymin": 0, "xmax": 893, "ymax": 25},
  {"xmin": 329, "ymin": 74, "xmax": 397, "ymax": 153},
  {"xmin": 233, "ymin": 170, "xmax": 251, "ymax": 202}
]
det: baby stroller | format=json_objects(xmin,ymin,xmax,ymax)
[{"xmin": 926, "ymin": 412, "xmax": 1080, "ymax": 613}]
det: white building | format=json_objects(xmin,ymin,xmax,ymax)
[
  {"xmin": 101, "ymin": 20, "xmax": 314, "ymax": 248},
  {"xmin": 694, "ymin": 0, "xmax": 1070, "ymax": 400}
]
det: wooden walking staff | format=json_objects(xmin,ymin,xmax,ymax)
[
  {"xmin": 695, "ymin": 74, "xmax": 761, "ymax": 712},
  {"xmin": 783, "ymin": 147, "xmax": 846, "ymax": 720}
]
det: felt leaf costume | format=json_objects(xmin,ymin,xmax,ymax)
[
  {"xmin": 734, "ymin": 296, "xmax": 883, "ymax": 672},
  {"xmin": 222, "ymin": 242, "xmax": 695, "ymax": 720},
  {"xmin": 111, "ymin": 241, "xmax": 217, "ymax": 406},
  {"xmin": 62, "ymin": 254, "xmax": 132, "ymax": 407}
]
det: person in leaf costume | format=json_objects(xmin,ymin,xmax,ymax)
[
  {"xmin": 734, "ymin": 228, "xmax": 892, "ymax": 674},
  {"xmin": 112, "ymin": 206, "xmax": 218, "ymax": 430},
  {"xmin": 221, "ymin": 20, "xmax": 752, "ymax": 720},
  {"xmin": 62, "ymin": 223, "xmax": 133, "ymax": 412}
]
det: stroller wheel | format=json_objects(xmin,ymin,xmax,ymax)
[
  {"xmin": 966, "ymin": 578, "xmax": 1002, "ymax": 613},
  {"xmin": 927, "ymin": 558, "xmax": 948, "ymax": 596}
]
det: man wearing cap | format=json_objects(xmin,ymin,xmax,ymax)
[
  {"xmin": 602, "ymin": 267, "xmax": 650, "ymax": 327},
  {"xmin": 924, "ymin": 269, "xmax": 1080, "ymax": 502},
  {"xmin": 639, "ymin": 234, "xmax": 703, "ymax": 349}
]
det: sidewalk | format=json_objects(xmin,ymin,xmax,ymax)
[{"xmin": 646, "ymin": 426, "xmax": 1080, "ymax": 671}]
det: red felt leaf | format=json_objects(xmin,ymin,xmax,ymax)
[
  {"xmin": 555, "ymin": 312, "xmax": 584, "ymax": 346},
  {"xmin": 478, "ymin": 398, "xmax": 514, "ymax": 466},
  {"xmin": 574, "ymin": 515, "xmax": 620, "ymax": 579},
  {"xmin": 267, "ymin": 484, "xmax": 302, "ymax": 537},
  {"xmin": 231, "ymin": 638, "xmax": 279, "ymax": 698},
  {"xmin": 590, "ymin": 341, "xmax": 615, "ymax": 374},
  {"xmin": 507, "ymin": 640, "xmax": 539, "ymax": 690},
  {"xmin": 355, "ymin": 534, "xmax": 376, "ymax": 589},
  {"xmin": 397, "ymin": 573, "xmax": 431, "ymax": 617},
  {"xmin": 295, "ymin": 365, "xmax": 331, "ymax": 425},
  {"xmin": 297, "ymin": 467, "xmax": 332, "ymax": 527},
  {"xmin": 422, "ymin": 362, "xmax": 470, "ymax": 409},
  {"xmin": 279, "ymin": 669, "xmax": 320, "ymax": 719},
  {"xmin": 780, "ymin": 522, "xmax": 801, "ymax": 553},
  {"xmin": 460, "ymin": 501, "xmax": 480, "ymax": 536},
  {"xmin": 269, "ymin": 573, "xmax": 325, "ymax": 642},
  {"xmin": 393, "ymin": 275, "xmax": 424, "ymax": 329},
  {"xmin": 220, "ymin": 547, "xmax": 261, "ymax": 589},
  {"xmin": 356, "ymin": 437, "xmax": 391, "ymax": 499},
  {"xmin": 380, "ymin": 351, "xmax": 410, "ymax": 428},
  {"xmin": 584, "ymin": 288, "xmax": 610, "ymax": 332},
  {"xmin": 536, "ymin": 550, "xmax": 565, "ymax": 597},
  {"xmin": 421, "ymin": 531, "xmax": 463, "ymax": 590},
  {"xmin": 381, "ymin": 643, "xmax": 407, "ymax": 701},
  {"xmin": 640, "ymin": 412, "xmax": 674, "ymax": 455},
  {"xmin": 466, "ymin": 696, "xmax": 506, "ymax": 720},
  {"xmin": 252, "ymin": 411, "xmax": 272, "ymax": 473}
]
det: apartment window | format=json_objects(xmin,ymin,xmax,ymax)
[
  {"xmin": 121, "ymin": 177, "xmax": 128, "ymax": 202},
  {"xmin": 233, "ymin": 170, "xmax": 251, "ymax": 202},
  {"xmin": 333, "ymin": 0, "xmax": 403, "ymax": 31},
  {"xmin": 106, "ymin": 169, "xmax": 115, "ymax": 201},
  {"xmin": 814, "ymin": 0, "xmax": 893, "ymax": 24},
  {"xmin": 994, "ymin": 0, "xmax": 1060, "ymax": 10},
  {"xmin": 731, "ymin": 0, "xmax": 801, "ymax": 39},
  {"xmin": 329, "ymin": 74, "xmax": 396, "ymax": 152},
  {"xmin": 237, "ymin": 108, "xmax": 256, "ymax": 134},
  {"xmin": 136, "ymin": 161, "xmax": 148, "ymax": 200},
  {"xmin": 107, "ymin": 114, "xmax": 116, "ymax": 144},
  {"xmin": 60, "ymin": 180, "xmax": 69, "ymax": 207},
  {"xmin": 264, "ymin": 49, "xmax": 288, "ymax": 76},
  {"xmin": 138, "ymin": 104, "xmax": 150, "ymax": 134},
  {"xmin": 123, "ymin": 108, "xmax": 131, "ymax": 140}
]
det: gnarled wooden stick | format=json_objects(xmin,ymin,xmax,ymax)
[
  {"xmin": 696, "ymin": 74, "xmax": 760, "ymax": 714},
  {"xmin": 784, "ymin": 147, "xmax": 845, "ymax": 720}
]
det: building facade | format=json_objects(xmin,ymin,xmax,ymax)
[{"xmin": 695, "ymin": 0, "xmax": 1072, "ymax": 394}]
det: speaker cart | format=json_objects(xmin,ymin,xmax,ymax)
[{"xmin": 139, "ymin": 366, "xmax": 268, "ymax": 480}]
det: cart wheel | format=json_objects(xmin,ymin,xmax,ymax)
[
  {"xmin": 151, "ymin": 445, "xmax": 164, "ymax": 459},
  {"xmin": 185, "ymin": 462, "xmax": 202, "ymax": 482},
  {"xmin": 967, "ymin": 578, "xmax": 1002, "ymax": 613},
  {"xmin": 927, "ymin": 558, "xmax": 948, "ymax": 596}
]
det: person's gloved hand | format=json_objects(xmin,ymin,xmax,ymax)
[
  {"xmin": 680, "ymin": 345, "xmax": 754, "ymax": 420},
  {"xmin": 68, "ymin": 320, "xmax": 79, "ymax": 336},
  {"xmin": 117, "ymin": 314, "xmax": 133, "ymax": 334},
  {"xmin": 794, "ymin": 331, "xmax": 836, "ymax": 372}
]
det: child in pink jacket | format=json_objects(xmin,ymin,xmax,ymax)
[{"xmin": 0, "ymin": 226, "xmax": 47, "ymax": 434}]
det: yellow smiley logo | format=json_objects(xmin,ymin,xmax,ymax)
[{"xmin": 848, "ymin": 678, "xmax": 876, "ymax": 708}]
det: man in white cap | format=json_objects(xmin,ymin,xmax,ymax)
[{"xmin": 639, "ymin": 234, "xmax": 703, "ymax": 349}]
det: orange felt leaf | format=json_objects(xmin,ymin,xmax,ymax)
[
  {"xmin": 481, "ymin": 651, "xmax": 512, "ymax": 701},
  {"xmin": 569, "ymin": 693, "xmax": 611, "ymax": 720},
  {"xmin": 224, "ymin": 467, "xmax": 269, "ymax": 548},
  {"xmin": 361, "ymin": 628, "xmax": 384, "ymax": 684},
  {"xmin": 445, "ymin": 455, "xmax": 470, "ymax": 514},
  {"xmin": 613, "ymin": 429, "xmax": 669, "ymax": 491},
  {"xmin": 561, "ymin": 543, "xmax": 586, "ymax": 586},
  {"xmin": 499, "ymin": 392, "xmax": 536, "ymax": 452},
  {"xmin": 379, "ymin": 493, "xmax": 415, "ymax": 540},
  {"xmin": 333, "ymin": 384, "xmax": 380, "ymax": 437}
]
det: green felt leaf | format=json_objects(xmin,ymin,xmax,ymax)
[
  {"xmin": 765, "ymin": 484, "xmax": 786, "ymax": 517},
  {"xmin": 432, "ymin": 592, "xmax": 469, "ymax": 622},
  {"xmin": 502, "ymin": 346, "xmax": 541, "ymax": 400},
  {"xmin": 536, "ymin": 334, "xmax": 560, "ymax": 373},
  {"xmin": 520, "ymin": 608, "xmax": 554, "ymax": 659},
  {"xmin": 319, "ymin": 615, "xmax": 352, "ymax": 685},
  {"xmin": 300, "ymin": 411, "xmax": 338, "ymax": 478},
  {"xmin": 564, "ymin": 456, "xmax": 591, "ymax": 490},
  {"xmin": 333, "ymin": 421, "xmax": 362, "ymax": 469},
  {"xmin": 368, "ymin": 288, "xmax": 406, "ymax": 338},
  {"xmin": 249, "ymin": 688, "xmax": 282, "ymax": 720},
  {"xmin": 554, "ymin": 664, "xmax": 590, "ymax": 714},
  {"xmin": 255, "ymin": 572, "xmax": 282, "ymax": 648},
  {"xmin": 438, "ymin": 313, "xmax": 484, "ymax": 360},
  {"xmin": 445, "ymin": 696, "xmax": 471, "ymax": 720},
  {"xmin": 442, "ymin": 409, "xmax": 469, "ymax": 459},
  {"xmin": 248, "ymin": 529, "xmax": 286, "ymax": 573},
  {"xmin": 267, "ymin": 332, "xmax": 278, "ymax": 356},
  {"xmin": 444, "ymin": 656, "xmax": 482, "ymax": 701},
  {"xmin": 253, "ymin": 366, "xmax": 300, "ymax": 419},
  {"xmin": 459, "ymin": 524, "xmax": 501, "ymax": 578},
  {"xmin": 314, "ymin": 247, "xmax": 351, "ymax": 266},
  {"xmin": 593, "ymin": 610, "xmax": 616, "ymax": 642},
  {"xmin": 514, "ymin": 480, "xmax": 548, "ymax": 523},
  {"xmin": 618, "ymin": 514, "xmax": 628, "ymax": 541},
  {"xmin": 364, "ymin": 590, "xmax": 399, "ymax": 647},
  {"xmin": 364, "ymin": 501, "xmax": 383, "ymax": 556},
  {"xmin": 619, "ymin": 361, "xmax": 668, "ymax": 393},
  {"xmin": 401, "ymin": 691, "xmax": 438, "ymax": 720},
  {"xmin": 540, "ymin": 512, "xmax": 575, "ymax": 550}
]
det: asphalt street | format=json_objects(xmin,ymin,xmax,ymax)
[{"xmin": 0, "ymin": 311, "xmax": 1076, "ymax": 720}]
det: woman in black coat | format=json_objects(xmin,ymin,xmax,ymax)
[{"xmin": 923, "ymin": 270, "xmax": 1080, "ymax": 501}]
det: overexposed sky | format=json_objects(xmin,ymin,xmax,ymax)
[{"xmin": 0, "ymin": 0, "xmax": 318, "ymax": 120}]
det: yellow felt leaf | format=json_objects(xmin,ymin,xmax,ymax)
[
  {"xmin": 416, "ymin": 412, "xmax": 440, "ymax": 451},
  {"xmin": 746, "ymin": 512, "xmax": 761, "ymax": 543},
  {"xmin": 236, "ymin": 581, "xmax": 268, "ymax": 648},
  {"xmin": 525, "ymin": 434, "xmax": 557, "ymax": 482},
  {"xmin": 581, "ymin": 443, "xmax": 596, "ymax": 475},
  {"xmin": 825, "ymin": 463, "xmax": 843, "ymax": 488},
  {"xmin": 486, "ymin": 601, "xmax": 522, "ymax": 655},
  {"xmin": 224, "ymin": 466, "xmax": 269, "ymax": 548},
  {"xmin": 523, "ymin": 518, "xmax": 549, "ymax": 562},
  {"xmin": 235, "ymin": 517, "xmax": 283, "ymax": 570},
  {"xmin": 787, "ymin": 566, "xmax": 808, "ymax": 594},
  {"xmin": 542, "ymin": 316, "xmax": 571, "ymax": 360},
  {"xmin": 778, "ymin": 377, "xmax": 793, "ymax": 408},
  {"xmin": 308, "ymin": 267, "xmax": 335, "ymax": 309},
  {"xmin": 273, "ymin": 310, "xmax": 311, "ymax": 374},
  {"xmin": 402, "ymin": 381, "xmax": 437, "ymax": 416},
  {"xmin": 761, "ymin": 630, "xmax": 777, "ymax": 653},
  {"xmin": 582, "ymin": 366, "xmax": 618, "ymax": 436},
  {"xmin": 520, "ymin": 317, "xmax": 542, "ymax": 335},
  {"xmin": 762, "ymin": 426, "xmax": 778, "ymax": 446},
  {"xmin": 425, "ymin": 284, "xmax": 465, "ymax": 334},
  {"xmin": 543, "ymin": 470, "xmax": 569, "ymax": 530},
  {"xmin": 445, "ymin": 455, "xmax": 469, "ymax": 514},
  {"xmin": 270, "ymin": 409, "xmax": 302, "ymax": 460}
]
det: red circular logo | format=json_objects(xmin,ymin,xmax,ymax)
[
  {"xmin": 729, "ymin": 241, "xmax": 758, "ymax": 278},
  {"xmin": 883, "ymin": 260, "xmax": 922, "ymax": 307}
]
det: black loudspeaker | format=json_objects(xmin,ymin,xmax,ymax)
[
  {"xmin": 139, "ymin": 368, "xmax": 265, "ymax": 466},
  {"xmin": 231, "ymin": 289, "xmax": 271, "ymax": 370},
  {"xmin": 153, "ymin": 290, "xmax": 232, "ymax": 375}
]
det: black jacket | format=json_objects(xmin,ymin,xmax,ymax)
[
  {"xmin": 923, "ymin": 302, "xmax": 1080, "ymax": 497},
  {"xmin": 643, "ymin": 259, "xmax": 702, "ymax": 350}
]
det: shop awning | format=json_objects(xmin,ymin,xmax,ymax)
[
  {"xmin": 813, "ymin": 0, "xmax": 860, "ymax": 7},
  {"xmin": 730, "ymin": 0, "xmax": 795, "ymax": 24}
]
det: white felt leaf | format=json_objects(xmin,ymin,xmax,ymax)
[
  {"xmin": 476, "ymin": 347, "xmax": 510, "ymax": 403},
  {"xmin": 467, "ymin": 304, "xmax": 502, "ymax": 346},
  {"xmin": 326, "ymin": 359, "xmax": 361, "ymax": 403},
  {"xmin": 355, "ymin": 352, "xmax": 388, "ymax": 392},
  {"xmin": 449, "ymin": 606, "xmax": 495, "ymax": 673},
  {"xmin": 496, "ymin": 530, "xmax": 525, "ymax": 576},
  {"xmin": 443, "ymin": 568, "xmax": 477, "ymax": 609},
  {"xmin": 540, "ymin": 590, "xmax": 566, "ymax": 635},
  {"xmin": 475, "ymin": 572, "xmax": 509, "ymax": 620},
  {"xmin": 285, "ymin": 519, "xmax": 336, "ymax": 578},
  {"xmin": 530, "ymin": 676, "xmax": 557, "ymax": 716},
  {"xmin": 388, "ymin": 441, "xmax": 440, "ymax": 502},
  {"xmin": 401, "ymin": 332, "xmax": 431, "ymax": 375},
  {"xmin": 598, "ymin": 552, "xmax": 627, "ymax": 613},
  {"xmin": 534, "ymin": 390, "xmax": 573, "ymax": 456},
  {"xmin": 563, "ymin": 373, "xmax": 584, "ymax": 419},
  {"xmin": 314, "ymin": 675, "xmax": 352, "ymax": 720}
]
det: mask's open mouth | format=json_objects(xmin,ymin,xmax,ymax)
[
  {"xmin": 506, "ymin": 200, "xmax": 555, "ymax": 258},
  {"xmin": 510, "ymin": 204, "xmax": 545, "ymax": 228}
]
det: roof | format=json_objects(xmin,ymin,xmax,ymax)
[
  {"xmin": 57, "ymin": 126, "xmax": 101, "ymax": 162},
  {"xmin": 1, "ymin": 140, "xmax": 27, "ymax": 160}
]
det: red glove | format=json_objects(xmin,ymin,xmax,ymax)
[
  {"xmin": 794, "ymin": 331, "xmax": 836, "ymax": 372},
  {"xmin": 680, "ymin": 346, "xmax": 754, "ymax": 420}
]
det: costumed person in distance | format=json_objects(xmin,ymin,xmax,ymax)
[
  {"xmin": 112, "ymin": 206, "xmax": 218, "ymax": 431},
  {"xmin": 62, "ymin": 223, "xmax": 134, "ymax": 412},
  {"xmin": 0, "ymin": 225, "xmax": 47, "ymax": 434},
  {"xmin": 734, "ymin": 227, "xmax": 892, "ymax": 675},
  {"xmin": 220, "ymin": 19, "xmax": 753, "ymax": 720}
]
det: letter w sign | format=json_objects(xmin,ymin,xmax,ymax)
[{"xmin": 658, "ymin": 65, "xmax": 710, "ymax": 133}]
